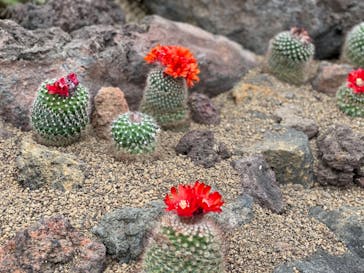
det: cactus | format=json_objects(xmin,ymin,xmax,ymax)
[
  {"xmin": 267, "ymin": 27, "xmax": 315, "ymax": 85},
  {"xmin": 111, "ymin": 111, "xmax": 160, "ymax": 155},
  {"xmin": 343, "ymin": 22, "xmax": 364, "ymax": 68},
  {"xmin": 336, "ymin": 68, "xmax": 364, "ymax": 117},
  {"xmin": 31, "ymin": 73, "xmax": 89, "ymax": 146},
  {"xmin": 140, "ymin": 45, "xmax": 200, "ymax": 131},
  {"xmin": 142, "ymin": 181, "xmax": 225, "ymax": 273}
]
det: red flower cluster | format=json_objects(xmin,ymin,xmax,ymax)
[
  {"xmin": 164, "ymin": 181, "xmax": 224, "ymax": 217},
  {"xmin": 144, "ymin": 45, "xmax": 200, "ymax": 88},
  {"xmin": 46, "ymin": 73, "xmax": 79, "ymax": 97},
  {"xmin": 347, "ymin": 68, "xmax": 364, "ymax": 94}
]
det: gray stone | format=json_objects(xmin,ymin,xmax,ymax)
[
  {"xmin": 316, "ymin": 162, "xmax": 355, "ymax": 187},
  {"xmin": 92, "ymin": 201, "xmax": 164, "ymax": 263},
  {"xmin": 274, "ymin": 104, "xmax": 319, "ymax": 139},
  {"xmin": 257, "ymin": 128, "xmax": 314, "ymax": 187},
  {"xmin": 175, "ymin": 130, "xmax": 231, "ymax": 168},
  {"xmin": 209, "ymin": 194, "xmax": 254, "ymax": 229},
  {"xmin": 143, "ymin": 0, "xmax": 364, "ymax": 59},
  {"xmin": 5, "ymin": 0, "xmax": 125, "ymax": 33},
  {"xmin": 274, "ymin": 250, "xmax": 364, "ymax": 273},
  {"xmin": 16, "ymin": 137, "xmax": 85, "ymax": 191},
  {"xmin": 188, "ymin": 92, "xmax": 220, "ymax": 125},
  {"xmin": 311, "ymin": 61, "xmax": 353, "ymax": 96},
  {"xmin": 0, "ymin": 16, "xmax": 258, "ymax": 130},
  {"xmin": 309, "ymin": 206, "xmax": 364, "ymax": 258},
  {"xmin": 231, "ymin": 155, "xmax": 285, "ymax": 213}
]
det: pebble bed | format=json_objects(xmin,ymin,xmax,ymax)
[{"xmin": 0, "ymin": 69, "xmax": 363, "ymax": 273}]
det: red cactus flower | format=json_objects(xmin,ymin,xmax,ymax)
[
  {"xmin": 347, "ymin": 68, "xmax": 364, "ymax": 94},
  {"xmin": 144, "ymin": 45, "xmax": 200, "ymax": 88},
  {"xmin": 164, "ymin": 181, "xmax": 224, "ymax": 217},
  {"xmin": 46, "ymin": 73, "xmax": 79, "ymax": 97}
]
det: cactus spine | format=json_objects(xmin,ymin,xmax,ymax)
[
  {"xmin": 140, "ymin": 68, "xmax": 189, "ymax": 130},
  {"xmin": 111, "ymin": 111, "xmax": 160, "ymax": 155},
  {"xmin": 31, "ymin": 74, "xmax": 89, "ymax": 146},
  {"xmin": 343, "ymin": 22, "xmax": 364, "ymax": 68},
  {"xmin": 336, "ymin": 86, "xmax": 364, "ymax": 117},
  {"xmin": 142, "ymin": 214, "xmax": 224, "ymax": 273},
  {"xmin": 267, "ymin": 27, "xmax": 315, "ymax": 85}
]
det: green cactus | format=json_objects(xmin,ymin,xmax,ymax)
[
  {"xmin": 139, "ymin": 69, "xmax": 190, "ymax": 131},
  {"xmin": 336, "ymin": 85, "xmax": 364, "ymax": 117},
  {"xmin": 111, "ymin": 111, "xmax": 160, "ymax": 155},
  {"xmin": 343, "ymin": 22, "xmax": 364, "ymax": 68},
  {"xmin": 31, "ymin": 79, "xmax": 89, "ymax": 146},
  {"xmin": 267, "ymin": 27, "xmax": 315, "ymax": 85},
  {"xmin": 142, "ymin": 214, "xmax": 224, "ymax": 273}
]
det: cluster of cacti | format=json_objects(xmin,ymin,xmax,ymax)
[
  {"xmin": 111, "ymin": 111, "xmax": 160, "ymax": 155},
  {"xmin": 31, "ymin": 73, "xmax": 89, "ymax": 146},
  {"xmin": 267, "ymin": 27, "xmax": 315, "ymax": 85},
  {"xmin": 140, "ymin": 45, "xmax": 200, "ymax": 131},
  {"xmin": 343, "ymin": 22, "xmax": 364, "ymax": 68},
  {"xmin": 142, "ymin": 181, "xmax": 225, "ymax": 273},
  {"xmin": 336, "ymin": 68, "xmax": 364, "ymax": 117}
]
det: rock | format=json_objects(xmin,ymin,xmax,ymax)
[
  {"xmin": 16, "ymin": 137, "xmax": 85, "ymax": 190},
  {"xmin": 92, "ymin": 87, "xmax": 129, "ymax": 140},
  {"xmin": 316, "ymin": 124, "xmax": 364, "ymax": 187},
  {"xmin": 188, "ymin": 92, "xmax": 220, "ymax": 125},
  {"xmin": 0, "ymin": 120, "xmax": 13, "ymax": 139},
  {"xmin": 317, "ymin": 124, "xmax": 364, "ymax": 172},
  {"xmin": 257, "ymin": 128, "xmax": 314, "ymax": 187},
  {"xmin": 143, "ymin": 0, "xmax": 364, "ymax": 59},
  {"xmin": 310, "ymin": 206, "xmax": 364, "ymax": 258},
  {"xmin": 175, "ymin": 130, "xmax": 231, "ymax": 168},
  {"xmin": 0, "ymin": 216, "xmax": 106, "ymax": 273},
  {"xmin": 311, "ymin": 61, "xmax": 353, "ymax": 96},
  {"xmin": 92, "ymin": 201, "xmax": 164, "ymax": 264},
  {"xmin": 274, "ymin": 104, "xmax": 319, "ymax": 139},
  {"xmin": 274, "ymin": 250, "xmax": 364, "ymax": 273},
  {"xmin": 231, "ymin": 155, "xmax": 284, "ymax": 213},
  {"xmin": 5, "ymin": 0, "xmax": 125, "ymax": 32},
  {"xmin": 0, "ymin": 16, "xmax": 258, "ymax": 130},
  {"xmin": 209, "ymin": 194, "xmax": 254, "ymax": 229}
]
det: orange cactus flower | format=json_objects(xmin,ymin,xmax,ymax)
[{"xmin": 144, "ymin": 45, "xmax": 200, "ymax": 87}]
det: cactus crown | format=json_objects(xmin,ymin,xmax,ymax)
[
  {"xmin": 142, "ymin": 181, "xmax": 225, "ymax": 273},
  {"xmin": 344, "ymin": 22, "xmax": 364, "ymax": 67},
  {"xmin": 111, "ymin": 111, "xmax": 160, "ymax": 155},
  {"xmin": 271, "ymin": 27, "xmax": 315, "ymax": 63},
  {"xmin": 337, "ymin": 68, "xmax": 364, "ymax": 117},
  {"xmin": 31, "ymin": 73, "xmax": 89, "ymax": 146}
]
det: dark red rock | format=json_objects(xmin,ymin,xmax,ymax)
[
  {"xmin": 0, "ymin": 216, "xmax": 106, "ymax": 273},
  {"xmin": 188, "ymin": 92, "xmax": 220, "ymax": 125}
]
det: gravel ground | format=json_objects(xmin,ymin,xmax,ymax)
[{"xmin": 0, "ymin": 69, "xmax": 363, "ymax": 273}]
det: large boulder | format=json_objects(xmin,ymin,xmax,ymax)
[
  {"xmin": 5, "ymin": 0, "xmax": 125, "ymax": 32},
  {"xmin": 143, "ymin": 0, "xmax": 364, "ymax": 59},
  {"xmin": 0, "ymin": 16, "xmax": 258, "ymax": 130}
]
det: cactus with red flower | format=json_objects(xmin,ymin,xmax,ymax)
[
  {"xmin": 139, "ymin": 45, "xmax": 200, "ymax": 131},
  {"xmin": 142, "ymin": 181, "xmax": 225, "ymax": 273},
  {"xmin": 336, "ymin": 68, "xmax": 364, "ymax": 117},
  {"xmin": 266, "ymin": 27, "xmax": 315, "ymax": 85},
  {"xmin": 31, "ymin": 73, "xmax": 89, "ymax": 146},
  {"xmin": 343, "ymin": 22, "xmax": 364, "ymax": 68}
]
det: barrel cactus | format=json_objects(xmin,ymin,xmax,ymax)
[
  {"xmin": 111, "ymin": 111, "xmax": 160, "ymax": 155},
  {"xmin": 267, "ymin": 27, "xmax": 315, "ymax": 85},
  {"xmin": 140, "ymin": 45, "xmax": 200, "ymax": 131},
  {"xmin": 343, "ymin": 22, "xmax": 364, "ymax": 68},
  {"xmin": 336, "ymin": 68, "xmax": 364, "ymax": 117},
  {"xmin": 142, "ymin": 181, "xmax": 225, "ymax": 273},
  {"xmin": 31, "ymin": 73, "xmax": 89, "ymax": 146}
]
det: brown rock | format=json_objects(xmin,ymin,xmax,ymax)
[
  {"xmin": 0, "ymin": 216, "xmax": 106, "ymax": 273},
  {"xmin": 92, "ymin": 87, "xmax": 129, "ymax": 140},
  {"xmin": 188, "ymin": 92, "xmax": 220, "ymax": 125},
  {"xmin": 311, "ymin": 61, "xmax": 353, "ymax": 96}
]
